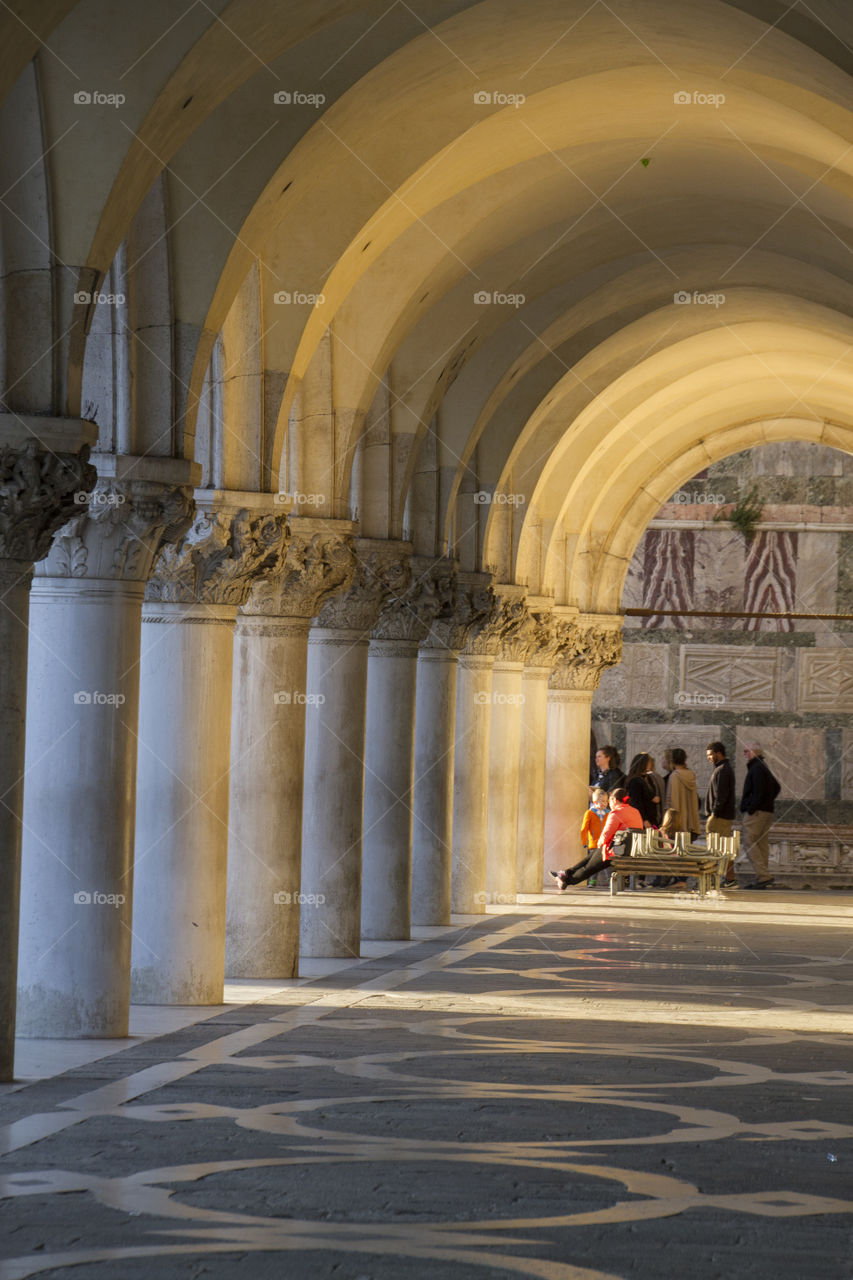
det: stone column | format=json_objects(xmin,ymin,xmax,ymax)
[
  {"xmin": 131, "ymin": 493, "xmax": 285, "ymax": 1004},
  {"xmin": 225, "ymin": 520, "xmax": 355, "ymax": 979},
  {"xmin": 517, "ymin": 665, "xmax": 554, "ymax": 892},
  {"xmin": 485, "ymin": 589, "xmax": 543, "ymax": 906},
  {"xmin": 362, "ymin": 558, "xmax": 455, "ymax": 941},
  {"xmin": 544, "ymin": 616, "xmax": 623, "ymax": 874},
  {"xmin": 410, "ymin": 574, "xmax": 488, "ymax": 926},
  {"xmin": 517, "ymin": 602, "xmax": 559, "ymax": 893},
  {"xmin": 300, "ymin": 541, "xmax": 410, "ymax": 959},
  {"xmin": 17, "ymin": 453, "xmax": 196, "ymax": 1039},
  {"xmin": 452, "ymin": 585, "xmax": 544, "ymax": 915},
  {"xmin": 0, "ymin": 417, "xmax": 96, "ymax": 1077}
]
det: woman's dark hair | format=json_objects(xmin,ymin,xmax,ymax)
[
  {"xmin": 626, "ymin": 752, "xmax": 652, "ymax": 781},
  {"xmin": 610, "ymin": 787, "xmax": 629, "ymax": 802},
  {"xmin": 599, "ymin": 745, "xmax": 620, "ymax": 768},
  {"xmin": 670, "ymin": 747, "xmax": 687, "ymax": 767}
]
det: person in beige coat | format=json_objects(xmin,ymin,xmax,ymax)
[{"xmin": 665, "ymin": 747, "xmax": 701, "ymax": 838}]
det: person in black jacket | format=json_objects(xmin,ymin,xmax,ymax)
[
  {"xmin": 739, "ymin": 742, "xmax": 781, "ymax": 890},
  {"xmin": 624, "ymin": 752, "xmax": 660, "ymax": 827},
  {"xmin": 705, "ymin": 741, "xmax": 737, "ymax": 886}
]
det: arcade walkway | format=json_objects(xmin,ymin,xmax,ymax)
[{"xmin": 2, "ymin": 893, "xmax": 852, "ymax": 1279}]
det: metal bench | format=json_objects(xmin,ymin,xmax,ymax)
[{"xmin": 608, "ymin": 829, "xmax": 740, "ymax": 899}]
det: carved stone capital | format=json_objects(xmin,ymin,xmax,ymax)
[
  {"xmin": 37, "ymin": 477, "xmax": 196, "ymax": 582},
  {"xmin": 424, "ymin": 572, "xmax": 494, "ymax": 652},
  {"xmin": 464, "ymin": 588, "xmax": 539, "ymax": 659},
  {"xmin": 146, "ymin": 496, "xmax": 287, "ymax": 607},
  {"xmin": 0, "ymin": 440, "xmax": 97, "ymax": 564},
  {"xmin": 314, "ymin": 539, "xmax": 411, "ymax": 632},
  {"xmin": 372, "ymin": 555, "xmax": 457, "ymax": 643},
  {"xmin": 549, "ymin": 615, "xmax": 623, "ymax": 690},
  {"xmin": 244, "ymin": 526, "xmax": 355, "ymax": 619}
]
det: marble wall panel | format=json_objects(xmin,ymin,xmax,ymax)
[
  {"xmin": 840, "ymin": 730, "xmax": 853, "ymax": 801},
  {"xmin": 692, "ymin": 529, "xmax": 745, "ymax": 629},
  {"xmin": 790, "ymin": 533, "xmax": 839, "ymax": 634},
  {"xmin": 679, "ymin": 645, "xmax": 781, "ymax": 711},
  {"xmin": 796, "ymin": 647, "xmax": 853, "ymax": 713},
  {"xmin": 734, "ymin": 726, "xmax": 826, "ymax": 802},
  {"xmin": 595, "ymin": 643, "xmax": 668, "ymax": 709}
]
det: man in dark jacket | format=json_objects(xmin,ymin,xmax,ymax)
[
  {"xmin": 705, "ymin": 741, "xmax": 735, "ymax": 834},
  {"xmin": 739, "ymin": 742, "xmax": 781, "ymax": 890},
  {"xmin": 705, "ymin": 741, "xmax": 737, "ymax": 884}
]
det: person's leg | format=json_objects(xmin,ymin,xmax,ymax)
[
  {"xmin": 707, "ymin": 815, "xmax": 735, "ymax": 880},
  {"xmin": 564, "ymin": 849, "xmax": 606, "ymax": 886},
  {"xmin": 744, "ymin": 811, "xmax": 774, "ymax": 882}
]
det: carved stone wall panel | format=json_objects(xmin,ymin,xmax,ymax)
[
  {"xmin": 624, "ymin": 722, "xmax": 721, "ymax": 799},
  {"xmin": 796, "ymin": 647, "xmax": 853, "ymax": 714},
  {"xmin": 766, "ymin": 823, "xmax": 853, "ymax": 887},
  {"xmin": 679, "ymin": 644, "xmax": 782, "ymax": 711},
  {"xmin": 734, "ymin": 726, "xmax": 825, "ymax": 803},
  {"xmin": 595, "ymin": 643, "xmax": 668, "ymax": 708}
]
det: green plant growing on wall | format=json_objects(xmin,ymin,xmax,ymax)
[{"xmin": 713, "ymin": 485, "xmax": 764, "ymax": 540}]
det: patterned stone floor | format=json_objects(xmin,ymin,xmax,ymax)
[{"xmin": 2, "ymin": 894, "xmax": 853, "ymax": 1279}]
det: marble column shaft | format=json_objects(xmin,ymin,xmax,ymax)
[
  {"xmin": 225, "ymin": 523, "xmax": 355, "ymax": 979},
  {"xmin": 132, "ymin": 493, "xmax": 285, "ymax": 1004},
  {"xmin": 516, "ymin": 666, "xmax": 553, "ymax": 892},
  {"xmin": 362, "ymin": 557, "xmax": 455, "ymax": 941},
  {"xmin": 411, "ymin": 648, "xmax": 458, "ymax": 926},
  {"xmin": 2, "ymin": 418, "xmax": 99, "ymax": 1072},
  {"xmin": 17, "ymin": 453, "xmax": 194, "ymax": 1041},
  {"xmin": 300, "ymin": 541, "xmax": 411, "ymax": 960}
]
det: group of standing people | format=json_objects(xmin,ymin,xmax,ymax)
[{"xmin": 552, "ymin": 740, "xmax": 781, "ymax": 891}]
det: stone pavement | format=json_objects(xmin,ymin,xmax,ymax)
[{"xmin": 1, "ymin": 893, "xmax": 853, "ymax": 1279}]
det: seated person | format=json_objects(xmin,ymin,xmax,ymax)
[{"xmin": 551, "ymin": 788, "xmax": 643, "ymax": 891}]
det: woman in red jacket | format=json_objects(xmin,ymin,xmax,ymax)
[{"xmin": 551, "ymin": 789, "xmax": 644, "ymax": 891}]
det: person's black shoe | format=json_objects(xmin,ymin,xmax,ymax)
[
  {"xmin": 744, "ymin": 878, "xmax": 774, "ymax": 890},
  {"xmin": 549, "ymin": 870, "xmax": 569, "ymax": 892}
]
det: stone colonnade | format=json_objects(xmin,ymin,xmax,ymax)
[{"xmin": 2, "ymin": 473, "xmax": 622, "ymax": 1077}]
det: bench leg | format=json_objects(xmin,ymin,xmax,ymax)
[{"xmin": 610, "ymin": 873, "xmax": 618, "ymax": 896}]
